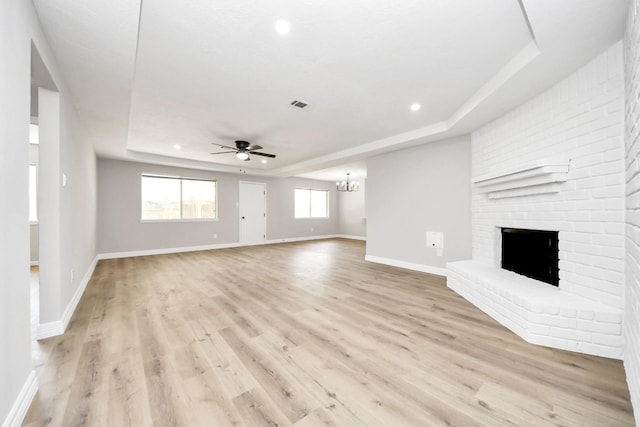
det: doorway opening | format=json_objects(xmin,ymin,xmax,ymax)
[
  {"xmin": 28, "ymin": 118, "xmax": 39, "ymax": 339},
  {"xmin": 30, "ymin": 42, "xmax": 61, "ymax": 342}
]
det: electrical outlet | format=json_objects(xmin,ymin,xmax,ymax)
[
  {"xmin": 70, "ymin": 269, "xmax": 74, "ymax": 283},
  {"xmin": 213, "ymin": 233, "xmax": 218, "ymax": 239},
  {"xmin": 311, "ymin": 227, "xmax": 314, "ymax": 232}
]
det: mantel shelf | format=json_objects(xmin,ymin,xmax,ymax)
[{"xmin": 473, "ymin": 161, "xmax": 569, "ymax": 199}]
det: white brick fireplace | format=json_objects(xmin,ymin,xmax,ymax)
[{"xmin": 447, "ymin": 42, "xmax": 626, "ymax": 359}]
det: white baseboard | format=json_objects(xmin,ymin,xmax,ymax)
[
  {"xmin": 264, "ymin": 234, "xmax": 340, "ymax": 245},
  {"xmin": 36, "ymin": 256, "xmax": 98, "ymax": 340},
  {"xmin": 334, "ymin": 234, "xmax": 366, "ymax": 241},
  {"xmin": 35, "ymin": 320, "xmax": 64, "ymax": 340},
  {"xmin": 97, "ymin": 242, "xmax": 244, "ymax": 260},
  {"xmin": 97, "ymin": 235, "xmax": 366, "ymax": 260},
  {"xmin": 365, "ymin": 254, "xmax": 447, "ymax": 277},
  {"xmin": 1, "ymin": 370, "xmax": 37, "ymax": 427}
]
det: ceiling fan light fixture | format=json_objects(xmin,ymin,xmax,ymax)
[{"xmin": 236, "ymin": 150, "xmax": 250, "ymax": 160}]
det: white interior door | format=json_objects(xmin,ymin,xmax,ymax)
[{"xmin": 239, "ymin": 181, "xmax": 266, "ymax": 245}]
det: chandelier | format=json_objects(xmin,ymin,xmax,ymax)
[{"xmin": 336, "ymin": 173, "xmax": 360, "ymax": 192}]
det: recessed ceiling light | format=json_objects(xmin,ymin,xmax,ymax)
[
  {"xmin": 261, "ymin": 159, "xmax": 268, "ymax": 164},
  {"xmin": 410, "ymin": 103, "xmax": 421, "ymax": 111},
  {"xmin": 275, "ymin": 19, "xmax": 291, "ymax": 35},
  {"xmin": 173, "ymin": 144, "xmax": 181, "ymax": 149}
]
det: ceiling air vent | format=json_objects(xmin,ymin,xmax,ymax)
[{"xmin": 289, "ymin": 99, "xmax": 310, "ymax": 110}]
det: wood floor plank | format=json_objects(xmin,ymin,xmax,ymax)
[
  {"xmin": 23, "ymin": 239, "xmax": 635, "ymax": 426},
  {"xmin": 107, "ymin": 351, "xmax": 153, "ymax": 426},
  {"xmin": 219, "ymin": 326, "xmax": 319, "ymax": 423},
  {"xmin": 196, "ymin": 331, "xmax": 259, "ymax": 398},
  {"xmin": 232, "ymin": 388, "xmax": 291, "ymax": 427}
]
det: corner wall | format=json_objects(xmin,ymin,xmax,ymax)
[
  {"xmin": 624, "ymin": 0, "xmax": 640, "ymax": 420},
  {"xmin": 0, "ymin": 0, "xmax": 34, "ymax": 423},
  {"xmin": 366, "ymin": 136, "xmax": 472, "ymax": 275}
]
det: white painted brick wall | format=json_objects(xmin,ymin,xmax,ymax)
[
  {"xmin": 625, "ymin": 0, "xmax": 640, "ymax": 421},
  {"xmin": 471, "ymin": 43, "xmax": 626, "ymax": 310}
]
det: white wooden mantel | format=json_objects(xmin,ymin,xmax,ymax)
[{"xmin": 473, "ymin": 161, "xmax": 569, "ymax": 199}]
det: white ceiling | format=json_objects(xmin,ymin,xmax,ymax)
[{"xmin": 32, "ymin": 0, "xmax": 628, "ymax": 181}]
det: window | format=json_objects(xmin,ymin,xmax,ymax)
[
  {"xmin": 29, "ymin": 164, "xmax": 37, "ymax": 222},
  {"xmin": 295, "ymin": 188, "xmax": 329, "ymax": 218},
  {"xmin": 141, "ymin": 174, "xmax": 216, "ymax": 220}
]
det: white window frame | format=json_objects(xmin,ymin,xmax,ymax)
[
  {"xmin": 140, "ymin": 174, "xmax": 218, "ymax": 222},
  {"xmin": 294, "ymin": 187, "xmax": 329, "ymax": 219}
]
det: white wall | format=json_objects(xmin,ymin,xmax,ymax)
[
  {"xmin": 366, "ymin": 136, "xmax": 472, "ymax": 274},
  {"xmin": 0, "ymin": 0, "xmax": 34, "ymax": 423},
  {"xmin": 97, "ymin": 158, "xmax": 339, "ymax": 254},
  {"xmin": 0, "ymin": 1, "xmax": 97, "ymax": 424},
  {"xmin": 472, "ymin": 43, "xmax": 626, "ymax": 309},
  {"xmin": 338, "ymin": 180, "xmax": 366, "ymax": 238},
  {"xmin": 57, "ymin": 90, "xmax": 97, "ymax": 317},
  {"xmin": 624, "ymin": 0, "xmax": 640, "ymax": 420},
  {"xmin": 264, "ymin": 174, "xmax": 339, "ymax": 241}
]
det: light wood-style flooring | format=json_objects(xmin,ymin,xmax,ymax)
[{"xmin": 24, "ymin": 239, "xmax": 635, "ymax": 426}]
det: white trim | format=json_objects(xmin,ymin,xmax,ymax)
[
  {"xmin": 35, "ymin": 320, "xmax": 64, "ymax": 340},
  {"xmin": 264, "ymin": 234, "xmax": 338, "ymax": 245},
  {"xmin": 365, "ymin": 254, "xmax": 447, "ymax": 277},
  {"xmin": 30, "ymin": 261, "xmax": 39, "ymax": 267},
  {"xmin": 97, "ymin": 235, "xmax": 366, "ymax": 260},
  {"xmin": 36, "ymin": 256, "xmax": 98, "ymax": 340},
  {"xmin": 1, "ymin": 370, "xmax": 38, "ymax": 427},
  {"xmin": 334, "ymin": 234, "xmax": 366, "ymax": 241},
  {"xmin": 97, "ymin": 242, "xmax": 244, "ymax": 260}
]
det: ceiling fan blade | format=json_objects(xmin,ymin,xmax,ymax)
[
  {"xmin": 247, "ymin": 144, "xmax": 263, "ymax": 151},
  {"xmin": 249, "ymin": 150, "xmax": 276, "ymax": 158},
  {"xmin": 210, "ymin": 151, "xmax": 237, "ymax": 155},
  {"xmin": 213, "ymin": 143, "xmax": 237, "ymax": 150}
]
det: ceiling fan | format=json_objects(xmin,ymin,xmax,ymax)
[{"xmin": 211, "ymin": 140, "xmax": 276, "ymax": 161}]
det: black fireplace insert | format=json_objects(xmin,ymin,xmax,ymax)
[{"xmin": 501, "ymin": 228, "xmax": 559, "ymax": 287}]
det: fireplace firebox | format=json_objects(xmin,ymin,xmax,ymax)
[{"xmin": 501, "ymin": 228, "xmax": 559, "ymax": 287}]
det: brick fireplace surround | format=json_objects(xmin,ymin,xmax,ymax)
[{"xmin": 447, "ymin": 43, "xmax": 625, "ymax": 359}]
